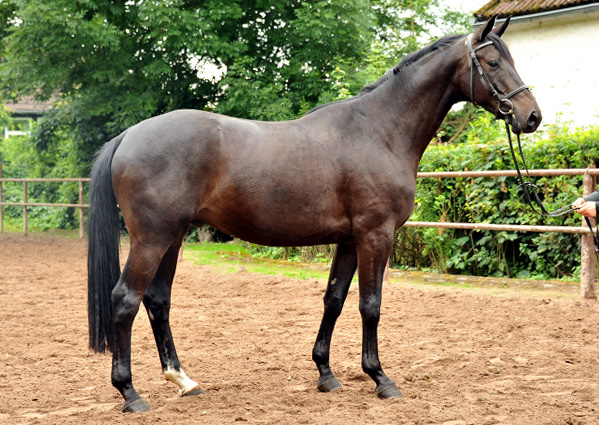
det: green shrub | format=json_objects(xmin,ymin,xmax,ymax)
[
  {"xmin": 0, "ymin": 122, "xmax": 85, "ymax": 231},
  {"xmin": 394, "ymin": 123, "xmax": 599, "ymax": 279}
]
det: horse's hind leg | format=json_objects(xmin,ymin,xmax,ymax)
[
  {"xmin": 142, "ymin": 229, "xmax": 204, "ymax": 397},
  {"xmin": 111, "ymin": 238, "xmax": 172, "ymax": 413},
  {"xmin": 312, "ymin": 243, "xmax": 357, "ymax": 392}
]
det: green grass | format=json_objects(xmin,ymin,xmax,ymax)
[
  {"xmin": 182, "ymin": 242, "xmax": 579, "ymax": 299},
  {"xmin": 0, "ymin": 218, "xmax": 82, "ymax": 238},
  {"xmin": 183, "ymin": 241, "xmax": 332, "ymax": 280}
]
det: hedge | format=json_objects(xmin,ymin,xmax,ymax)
[{"xmin": 393, "ymin": 123, "xmax": 599, "ymax": 279}]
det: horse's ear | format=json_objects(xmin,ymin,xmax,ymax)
[
  {"xmin": 473, "ymin": 14, "xmax": 498, "ymax": 42},
  {"xmin": 493, "ymin": 16, "xmax": 511, "ymax": 37}
]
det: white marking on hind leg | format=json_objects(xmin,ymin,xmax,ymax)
[{"xmin": 164, "ymin": 366, "xmax": 202, "ymax": 396}]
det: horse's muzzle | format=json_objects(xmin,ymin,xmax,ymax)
[{"xmin": 510, "ymin": 108, "xmax": 542, "ymax": 134}]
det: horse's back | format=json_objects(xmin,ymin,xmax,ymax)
[
  {"xmin": 108, "ymin": 110, "xmax": 350, "ymax": 244},
  {"xmin": 108, "ymin": 108, "xmax": 411, "ymax": 246}
]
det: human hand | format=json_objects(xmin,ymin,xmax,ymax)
[{"xmin": 573, "ymin": 198, "xmax": 597, "ymax": 217}]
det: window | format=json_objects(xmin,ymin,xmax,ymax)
[{"xmin": 4, "ymin": 117, "xmax": 33, "ymax": 138}]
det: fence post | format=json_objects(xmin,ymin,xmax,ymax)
[
  {"xmin": 23, "ymin": 181, "xmax": 27, "ymax": 236},
  {"xmin": 79, "ymin": 180, "xmax": 84, "ymax": 239},
  {"xmin": 383, "ymin": 258, "xmax": 390, "ymax": 282},
  {"xmin": 580, "ymin": 169, "xmax": 596, "ymax": 299},
  {"xmin": 0, "ymin": 162, "xmax": 3, "ymax": 234}
]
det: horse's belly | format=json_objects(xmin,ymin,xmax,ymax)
[{"xmin": 197, "ymin": 202, "xmax": 352, "ymax": 247}]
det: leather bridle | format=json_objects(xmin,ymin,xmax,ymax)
[
  {"xmin": 466, "ymin": 33, "xmax": 530, "ymax": 117},
  {"xmin": 466, "ymin": 33, "xmax": 582, "ymax": 223}
]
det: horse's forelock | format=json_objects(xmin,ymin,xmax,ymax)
[{"xmin": 487, "ymin": 32, "xmax": 513, "ymax": 62}]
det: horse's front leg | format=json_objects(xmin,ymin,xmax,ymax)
[
  {"xmin": 357, "ymin": 231, "xmax": 402, "ymax": 398},
  {"xmin": 312, "ymin": 243, "xmax": 357, "ymax": 392}
]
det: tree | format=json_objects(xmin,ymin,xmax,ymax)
[
  {"xmin": 0, "ymin": 0, "xmax": 375, "ymax": 172},
  {"xmin": 0, "ymin": 0, "xmax": 468, "ymax": 176},
  {"xmin": 0, "ymin": 0, "xmax": 469, "ymax": 232}
]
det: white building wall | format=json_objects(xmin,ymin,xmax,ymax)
[{"xmin": 500, "ymin": 9, "xmax": 599, "ymax": 128}]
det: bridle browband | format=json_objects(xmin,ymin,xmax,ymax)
[{"xmin": 466, "ymin": 33, "xmax": 588, "ymax": 234}]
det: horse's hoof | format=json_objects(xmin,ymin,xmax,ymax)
[
  {"xmin": 376, "ymin": 383, "xmax": 403, "ymax": 399},
  {"xmin": 317, "ymin": 376, "xmax": 343, "ymax": 392},
  {"xmin": 122, "ymin": 398, "xmax": 151, "ymax": 413},
  {"xmin": 182, "ymin": 385, "xmax": 205, "ymax": 397}
]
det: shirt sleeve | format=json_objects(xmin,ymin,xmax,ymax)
[{"xmin": 584, "ymin": 190, "xmax": 599, "ymax": 203}]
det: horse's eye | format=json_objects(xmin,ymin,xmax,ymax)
[{"xmin": 488, "ymin": 60, "xmax": 499, "ymax": 69}]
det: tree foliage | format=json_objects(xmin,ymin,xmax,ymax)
[
  {"xmin": 0, "ymin": 0, "xmax": 373, "ymax": 172},
  {"xmin": 0, "ymin": 0, "xmax": 468, "ymax": 175}
]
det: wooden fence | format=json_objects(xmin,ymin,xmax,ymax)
[
  {"xmin": 0, "ymin": 163, "xmax": 90, "ymax": 238},
  {"xmin": 0, "ymin": 164, "xmax": 597, "ymax": 297}
]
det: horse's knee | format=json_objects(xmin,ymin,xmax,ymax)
[{"xmin": 359, "ymin": 296, "xmax": 381, "ymax": 328}]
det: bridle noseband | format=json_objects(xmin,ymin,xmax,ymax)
[{"xmin": 466, "ymin": 34, "xmax": 530, "ymax": 117}]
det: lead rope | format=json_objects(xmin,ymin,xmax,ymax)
[
  {"xmin": 504, "ymin": 118, "xmax": 574, "ymax": 217},
  {"xmin": 504, "ymin": 117, "xmax": 599, "ymax": 253},
  {"xmin": 466, "ymin": 33, "xmax": 598, "ymax": 251}
]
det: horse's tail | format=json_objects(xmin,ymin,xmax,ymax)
[{"xmin": 87, "ymin": 131, "xmax": 126, "ymax": 353}]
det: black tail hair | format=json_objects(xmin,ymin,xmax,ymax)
[{"xmin": 87, "ymin": 131, "xmax": 126, "ymax": 353}]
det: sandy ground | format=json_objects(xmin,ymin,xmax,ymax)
[{"xmin": 1, "ymin": 233, "xmax": 599, "ymax": 424}]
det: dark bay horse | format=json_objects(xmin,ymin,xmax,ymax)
[{"xmin": 87, "ymin": 16, "xmax": 541, "ymax": 412}]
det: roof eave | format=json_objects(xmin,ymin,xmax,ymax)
[
  {"xmin": 7, "ymin": 109, "xmax": 47, "ymax": 115},
  {"xmin": 473, "ymin": 3, "xmax": 599, "ymax": 28}
]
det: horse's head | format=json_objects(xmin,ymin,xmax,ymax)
[{"xmin": 459, "ymin": 15, "xmax": 541, "ymax": 134}]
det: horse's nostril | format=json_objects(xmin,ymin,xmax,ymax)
[{"xmin": 528, "ymin": 110, "xmax": 539, "ymax": 127}]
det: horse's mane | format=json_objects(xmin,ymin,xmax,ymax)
[
  {"xmin": 305, "ymin": 33, "xmax": 466, "ymax": 116},
  {"xmin": 358, "ymin": 33, "xmax": 466, "ymax": 96}
]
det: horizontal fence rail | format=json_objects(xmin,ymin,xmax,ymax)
[
  {"xmin": 0, "ymin": 164, "xmax": 90, "ymax": 238},
  {"xmin": 403, "ymin": 221, "xmax": 591, "ymax": 234},
  {"xmin": 416, "ymin": 168, "xmax": 599, "ymax": 178},
  {"xmin": 0, "ymin": 166, "xmax": 596, "ymax": 297},
  {"xmin": 405, "ymin": 168, "xmax": 599, "ymax": 243}
]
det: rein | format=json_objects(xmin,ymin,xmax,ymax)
[
  {"xmin": 503, "ymin": 121, "xmax": 575, "ymax": 218},
  {"xmin": 467, "ymin": 34, "xmax": 599, "ymax": 251},
  {"xmin": 504, "ymin": 111, "xmax": 599, "ymax": 254}
]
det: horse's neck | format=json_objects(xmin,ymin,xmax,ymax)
[{"xmin": 357, "ymin": 47, "xmax": 462, "ymax": 165}]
